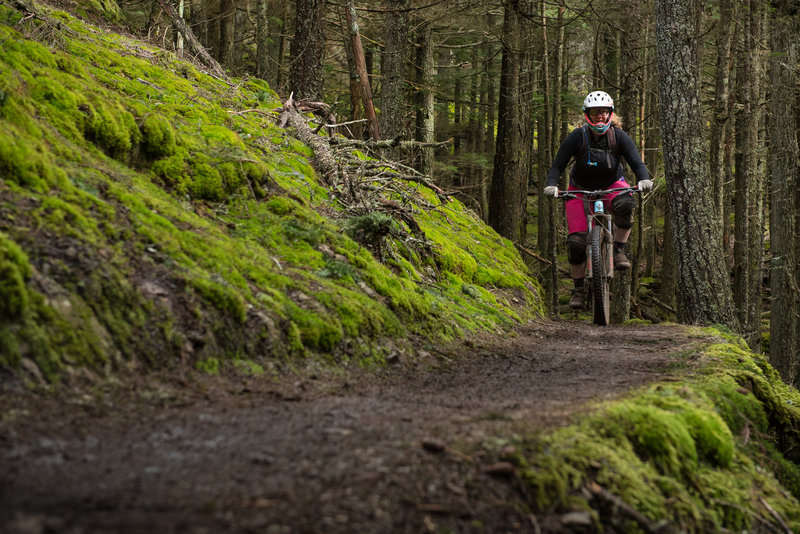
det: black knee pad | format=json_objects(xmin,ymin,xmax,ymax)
[
  {"xmin": 612, "ymin": 193, "xmax": 636, "ymax": 229},
  {"xmin": 566, "ymin": 232, "xmax": 587, "ymax": 265}
]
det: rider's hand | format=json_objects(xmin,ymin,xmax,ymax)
[
  {"xmin": 543, "ymin": 186, "xmax": 559, "ymax": 197},
  {"xmin": 637, "ymin": 179, "xmax": 653, "ymax": 192}
]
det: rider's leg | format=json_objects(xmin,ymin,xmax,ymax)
[
  {"xmin": 566, "ymin": 232, "xmax": 588, "ymax": 309},
  {"xmin": 610, "ymin": 192, "xmax": 635, "ymax": 270}
]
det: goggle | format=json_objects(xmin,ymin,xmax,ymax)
[{"xmin": 587, "ymin": 108, "xmax": 613, "ymax": 118}]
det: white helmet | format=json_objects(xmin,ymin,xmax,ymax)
[
  {"xmin": 582, "ymin": 91, "xmax": 614, "ymax": 134},
  {"xmin": 582, "ymin": 91, "xmax": 614, "ymax": 111}
]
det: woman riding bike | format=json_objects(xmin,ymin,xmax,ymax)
[{"xmin": 544, "ymin": 91, "xmax": 653, "ymax": 310}]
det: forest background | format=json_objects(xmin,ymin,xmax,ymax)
[{"xmin": 132, "ymin": 0, "xmax": 800, "ymax": 385}]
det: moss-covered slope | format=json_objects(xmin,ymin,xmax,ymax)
[
  {"xmin": 513, "ymin": 332, "xmax": 800, "ymax": 532},
  {"xmin": 0, "ymin": 5, "xmax": 542, "ymax": 384}
]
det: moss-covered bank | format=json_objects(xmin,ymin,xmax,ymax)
[
  {"xmin": 510, "ymin": 330, "xmax": 800, "ymax": 532},
  {"xmin": 0, "ymin": 4, "xmax": 542, "ymax": 385}
]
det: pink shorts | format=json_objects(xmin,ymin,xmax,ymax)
[{"xmin": 565, "ymin": 179, "xmax": 630, "ymax": 234}]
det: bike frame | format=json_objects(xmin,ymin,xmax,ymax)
[{"xmin": 555, "ymin": 186, "xmax": 639, "ymax": 325}]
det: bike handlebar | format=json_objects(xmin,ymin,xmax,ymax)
[{"xmin": 554, "ymin": 186, "xmax": 641, "ymax": 200}]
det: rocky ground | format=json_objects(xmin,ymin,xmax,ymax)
[{"xmin": 0, "ymin": 318, "xmax": 714, "ymax": 533}]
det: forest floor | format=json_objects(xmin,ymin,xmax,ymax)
[{"xmin": 0, "ymin": 318, "xmax": 717, "ymax": 534}]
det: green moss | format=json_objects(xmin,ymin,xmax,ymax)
[
  {"xmin": 139, "ymin": 113, "xmax": 176, "ymax": 157},
  {"xmin": 514, "ymin": 338, "xmax": 800, "ymax": 531},
  {"xmin": 196, "ymin": 357, "xmax": 220, "ymax": 375},
  {"xmin": 0, "ymin": 5, "xmax": 541, "ymax": 383},
  {"xmin": 0, "ymin": 233, "xmax": 32, "ymax": 320}
]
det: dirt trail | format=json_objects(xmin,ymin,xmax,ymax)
[{"xmin": 0, "ymin": 319, "xmax": 713, "ymax": 533}]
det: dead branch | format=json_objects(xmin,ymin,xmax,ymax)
[
  {"xmin": 586, "ymin": 482, "xmax": 676, "ymax": 534},
  {"xmin": 9, "ymin": 0, "xmax": 76, "ymax": 36},
  {"xmin": 759, "ymin": 497, "xmax": 792, "ymax": 534},
  {"xmin": 278, "ymin": 94, "xmax": 337, "ymax": 185},
  {"xmin": 151, "ymin": 0, "xmax": 227, "ymax": 79}
]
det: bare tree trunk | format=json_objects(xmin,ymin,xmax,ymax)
[
  {"xmin": 272, "ymin": 2, "xmax": 288, "ymax": 91},
  {"xmin": 380, "ymin": 0, "xmax": 409, "ymax": 142},
  {"xmin": 338, "ymin": 5, "xmax": 362, "ymax": 139},
  {"xmin": 768, "ymin": 11, "xmax": 799, "ymax": 384},
  {"xmin": 218, "ymin": 0, "xmax": 235, "ymax": 68},
  {"xmin": 538, "ymin": 0, "xmax": 557, "ymax": 312},
  {"xmin": 488, "ymin": 0, "xmax": 527, "ymax": 242},
  {"xmin": 414, "ymin": 21, "xmax": 435, "ymax": 177},
  {"xmin": 655, "ymin": 0, "xmax": 737, "ymax": 329},
  {"xmin": 733, "ymin": 0, "xmax": 764, "ymax": 348},
  {"xmin": 612, "ymin": 6, "xmax": 644, "ymax": 323},
  {"xmin": 290, "ymin": 0, "xmax": 326, "ymax": 101},
  {"xmin": 256, "ymin": 0, "xmax": 269, "ymax": 79},
  {"xmin": 344, "ymin": 0, "xmax": 379, "ymax": 140},
  {"xmin": 453, "ymin": 76, "xmax": 463, "ymax": 156},
  {"xmin": 709, "ymin": 0, "xmax": 734, "ymax": 223},
  {"xmin": 205, "ymin": 0, "xmax": 220, "ymax": 60}
]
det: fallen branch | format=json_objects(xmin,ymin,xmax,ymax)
[
  {"xmin": 329, "ymin": 136, "xmax": 452, "ymax": 151},
  {"xmin": 760, "ymin": 497, "xmax": 792, "ymax": 534},
  {"xmin": 586, "ymin": 481, "xmax": 674, "ymax": 534},
  {"xmin": 152, "ymin": 0, "xmax": 227, "ymax": 79},
  {"xmin": 278, "ymin": 94, "xmax": 338, "ymax": 185},
  {"xmin": 516, "ymin": 244, "xmax": 571, "ymax": 277}
]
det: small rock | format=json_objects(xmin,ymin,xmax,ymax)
[
  {"xmin": 561, "ymin": 511, "xmax": 592, "ymax": 526},
  {"xmin": 421, "ymin": 439, "xmax": 445, "ymax": 453}
]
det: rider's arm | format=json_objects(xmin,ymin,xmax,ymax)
[
  {"xmin": 616, "ymin": 129, "xmax": 651, "ymax": 184},
  {"xmin": 546, "ymin": 129, "xmax": 583, "ymax": 187}
]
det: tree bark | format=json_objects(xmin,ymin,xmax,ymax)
[
  {"xmin": 709, "ymin": 0, "xmax": 735, "ymax": 223},
  {"xmin": 539, "ymin": 0, "xmax": 557, "ymax": 312},
  {"xmin": 218, "ymin": 0, "xmax": 235, "ymax": 68},
  {"xmin": 655, "ymin": 0, "xmax": 737, "ymax": 329},
  {"xmin": 290, "ymin": 0, "xmax": 326, "ymax": 101},
  {"xmin": 733, "ymin": 0, "xmax": 765, "ymax": 349},
  {"xmin": 768, "ymin": 12, "xmax": 799, "ymax": 384},
  {"xmin": 488, "ymin": 0, "xmax": 527, "ymax": 243},
  {"xmin": 256, "ymin": 0, "xmax": 269, "ymax": 79},
  {"xmin": 380, "ymin": 0, "xmax": 410, "ymax": 142},
  {"xmin": 414, "ymin": 21, "xmax": 435, "ymax": 177},
  {"xmin": 344, "ymin": 0, "xmax": 380, "ymax": 140}
]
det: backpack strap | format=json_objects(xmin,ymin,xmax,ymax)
[{"xmin": 606, "ymin": 126, "xmax": 620, "ymax": 160}]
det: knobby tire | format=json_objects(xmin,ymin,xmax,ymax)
[{"xmin": 591, "ymin": 224, "xmax": 610, "ymax": 326}]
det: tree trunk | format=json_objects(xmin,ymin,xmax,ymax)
[
  {"xmin": 256, "ymin": 0, "xmax": 269, "ymax": 79},
  {"xmin": 338, "ymin": 4, "xmax": 362, "ymax": 139},
  {"xmin": 709, "ymin": 0, "xmax": 734, "ymax": 223},
  {"xmin": 733, "ymin": 0, "xmax": 764, "ymax": 349},
  {"xmin": 344, "ymin": 0, "xmax": 380, "ymax": 140},
  {"xmin": 488, "ymin": 0, "xmax": 527, "ymax": 242},
  {"xmin": 538, "ymin": 0, "xmax": 557, "ymax": 312},
  {"xmin": 414, "ymin": 21, "xmax": 435, "ymax": 177},
  {"xmin": 205, "ymin": 0, "xmax": 221, "ymax": 61},
  {"xmin": 768, "ymin": 11, "xmax": 798, "ymax": 383},
  {"xmin": 290, "ymin": 0, "xmax": 326, "ymax": 101},
  {"xmin": 218, "ymin": 0, "xmax": 235, "ymax": 68},
  {"xmin": 380, "ymin": 0, "xmax": 409, "ymax": 142},
  {"xmin": 655, "ymin": 0, "xmax": 737, "ymax": 329}
]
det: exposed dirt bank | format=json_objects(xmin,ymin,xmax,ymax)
[{"xmin": 0, "ymin": 319, "xmax": 715, "ymax": 533}]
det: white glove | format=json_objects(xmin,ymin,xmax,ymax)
[
  {"xmin": 543, "ymin": 186, "xmax": 559, "ymax": 197},
  {"xmin": 637, "ymin": 179, "xmax": 653, "ymax": 192}
]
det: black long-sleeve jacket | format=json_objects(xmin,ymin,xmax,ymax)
[{"xmin": 546, "ymin": 126, "xmax": 650, "ymax": 190}]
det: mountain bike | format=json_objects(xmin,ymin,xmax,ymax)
[{"xmin": 555, "ymin": 186, "xmax": 641, "ymax": 326}]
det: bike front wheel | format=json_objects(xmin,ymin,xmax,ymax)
[{"xmin": 590, "ymin": 224, "xmax": 610, "ymax": 326}]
